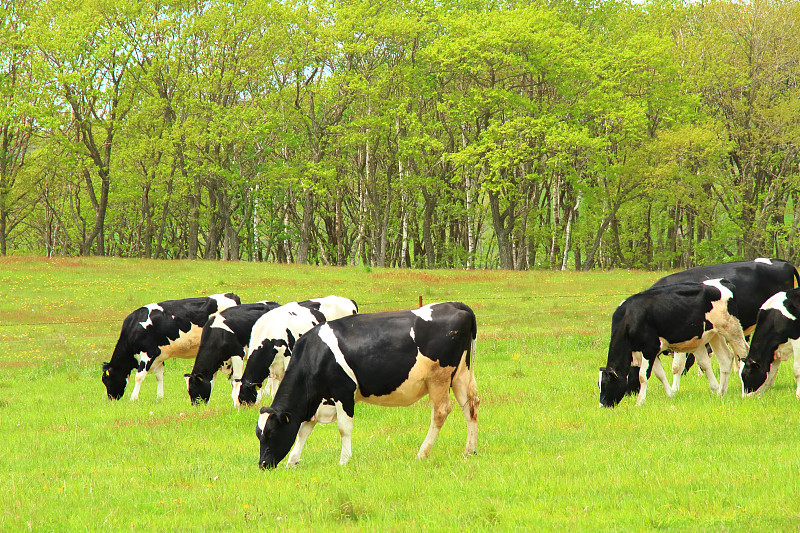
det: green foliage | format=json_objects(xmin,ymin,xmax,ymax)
[{"xmin": 3, "ymin": 0, "xmax": 800, "ymax": 268}]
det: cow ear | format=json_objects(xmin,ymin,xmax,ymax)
[{"xmin": 259, "ymin": 406, "xmax": 270, "ymax": 415}]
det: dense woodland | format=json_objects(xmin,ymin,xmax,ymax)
[{"xmin": 1, "ymin": 0, "xmax": 799, "ymax": 269}]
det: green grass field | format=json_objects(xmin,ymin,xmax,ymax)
[{"xmin": 1, "ymin": 257, "xmax": 799, "ymax": 531}]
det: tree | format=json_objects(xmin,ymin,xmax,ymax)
[{"xmin": 33, "ymin": 0, "xmax": 138, "ymax": 255}]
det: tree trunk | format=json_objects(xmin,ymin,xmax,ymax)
[
  {"xmin": 296, "ymin": 189, "xmax": 314, "ymax": 264},
  {"xmin": 488, "ymin": 190, "xmax": 515, "ymax": 270}
]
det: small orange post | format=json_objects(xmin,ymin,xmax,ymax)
[{"xmin": 419, "ymin": 295, "xmax": 423, "ymax": 308}]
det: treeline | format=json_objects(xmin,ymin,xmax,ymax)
[{"xmin": 2, "ymin": 0, "xmax": 799, "ymax": 269}]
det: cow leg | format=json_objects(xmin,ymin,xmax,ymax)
[
  {"xmin": 286, "ymin": 421, "xmax": 317, "ymax": 468},
  {"xmin": 791, "ymin": 339, "xmax": 800, "ymax": 399},
  {"xmin": 417, "ymin": 378, "xmax": 453, "ymax": 457},
  {"xmin": 764, "ymin": 360, "xmax": 781, "ymax": 390},
  {"xmin": 154, "ymin": 362, "xmax": 165, "ymax": 399},
  {"xmin": 451, "ymin": 359, "xmax": 479, "ymax": 456},
  {"xmin": 694, "ymin": 348, "xmax": 720, "ymax": 394},
  {"xmin": 651, "ymin": 357, "xmax": 673, "ymax": 398},
  {"xmin": 231, "ymin": 380, "xmax": 242, "ymax": 408},
  {"xmin": 636, "ymin": 359, "xmax": 651, "ymax": 406},
  {"xmin": 230, "ymin": 355, "xmax": 244, "ymax": 381},
  {"xmin": 671, "ymin": 352, "xmax": 687, "ymax": 393},
  {"xmin": 265, "ymin": 377, "xmax": 280, "ymax": 398},
  {"xmin": 334, "ymin": 400, "xmax": 355, "ymax": 465},
  {"xmin": 709, "ymin": 336, "xmax": 733, "ymax": 396},
  {"xmin": 129, "ymin": 359, "xmax": 149, "ymax": 401}
]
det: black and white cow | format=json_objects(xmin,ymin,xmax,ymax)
[
  {"xmin": 740, "ymin": 289, "xmax": 800, "ymax": 398},
  {"xmin": 102, "ymin": 293, "xmax": 241, "ymax": 401},
  {"xmin": 235, "ymin": 295, "xmax": 358, "ymax": 407},
  {"xmin": 646, "ymin": 258, "xmax": 799, "ymax": 393},
  {"xmin": 256, "ymin": 302, "xmax": 479, "ymax": 469},
  {"xmin": 184, "ymin": 301, "xmax": 281, "ymax": 405},
  {"xmin": 599, "ymin": 279, "xmax": 748, "ymax": 407}
]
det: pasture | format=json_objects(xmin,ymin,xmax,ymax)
[{"xmin": 1, "ymin": 257, "xmax": 799, "ymax": 531}]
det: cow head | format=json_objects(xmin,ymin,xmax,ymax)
[
  {"xmin": 185, "ymin": 373, "xmax": 212, "ymax": 404},
  {"xmin": 102, "ymin": 362, "xmax": 129, "ymax": 400},
  {"xmin": 739, "ymin": 358, "xmax": 767, "ymax": 396},
  {"xmin": 598, "ymin": 367, "xmax": 627, "ymax": 407},
  {"xmin": 238, "ymin": 378, "xmax": 260, "ymax": 406},
  {"xmin": 257, "ymin": 406, "xmax": 300, "ymax": 469}
]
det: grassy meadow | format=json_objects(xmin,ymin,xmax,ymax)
[{"xmin": 1, "ymin": 257, "xmax": 800, "ymax": 531}]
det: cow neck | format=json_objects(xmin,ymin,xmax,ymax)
[
  {"xmin": 108, "ymin": 333, "xmax": 138, "ymax": 374},
  {"xmin": 270, "ymin": 362, "xmax": 319, "ymax": 422},
  {"xmin": 606, "ymin": 330, "xmax": 634, "ymax": 376}
]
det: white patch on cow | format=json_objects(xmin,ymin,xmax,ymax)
[
  {"xmin": 210, "ymin": 313, "xmax": 234, "ymax": 334},
  {"xmin": 309, "ymin": 295, "xmax": 358, "ymax": 318},
  {"xmin": 754, "ymin": 257, "xmax": 773, "ymax": 265},
  {"xmin": 703, "ymin": 278, "xmax": 733, "ymax": 300},
  {"xmin": 257, "ymin": 410, "xmax": 269, "ymax": 434},
  {"xmin": 412, "ymin": 304, "xmax": 436, "ymax": 321},
  {"xmin": 410, "ymin": 327, "xmax": 416, "ymax": 342},
  {"xmin": 139, "ymin": 303, "xmax": 163, "ymax": 329},
  {"xmin": 210, "ymin": 293, "xmax": 239, "ymax": 311},
  {"xmin": 318, "ymin": 324, "xmax": 357, "ymax": 385},
  {"xmin": 762, "ymin": 292, "xmax": 796, "ymax": 320}
]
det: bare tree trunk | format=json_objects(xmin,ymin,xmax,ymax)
[{"xmin": 561, "ymin": 193, "xmax": 582, "ymax": 271}]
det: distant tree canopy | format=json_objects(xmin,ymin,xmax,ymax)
[{"xmin": 2, "ymin": 0, "xmax": 800, "ymax": 269}]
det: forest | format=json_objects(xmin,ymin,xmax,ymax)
[{"xmin": 1, "ymin": 0, "xmax": 799, "ymax": 270}]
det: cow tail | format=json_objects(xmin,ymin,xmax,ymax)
[{"xmin": 467, "ymin": 309, "xmax": 477, "ymax": 395}]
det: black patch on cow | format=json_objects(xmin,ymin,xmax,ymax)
[
  {"xmin": 285, "ymin": 329, "xmax": 296, "ymax": 351},
  {"xmin": 297, "ymin": 300, "xmax": 328, "ymax": 324}
]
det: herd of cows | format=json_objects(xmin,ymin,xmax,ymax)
[
  {"xmin": 599, "ymin": 258, "xmax": 800, "ymax": 407},
  {"xmin": 99, "ymin": 257, "xmax": 800, "ymax": 468},
  {"xmin": 101, "ymin": 294, "xmax": 478, "ymax": 469}
]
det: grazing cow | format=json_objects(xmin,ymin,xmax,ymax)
[
  {"xmin": 645, "ymin": 258, "xmax": 799, "ymax": 393},
  {"xmin": 102, "ymin": 293, "xmax": 241, "ymax": 401},
  {"xmin": 184, "ymin": 301, "xmax": 281, "ymax": 404},
  {"xmin": 740, "ymin": 289, "xmax": 800, "ymax": 397},
  {"xmin": 256, "ymin": 301, "xmax": 479, "ymax": 469},
  {"xmin": 599, "ymin": 279, "xmax": 748, "ymax": 407},
  {"xmin": 235, "ymin": 296, "xmax": 358, "ymax": 406}
]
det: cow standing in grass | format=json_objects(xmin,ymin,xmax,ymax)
[
  {"xmin": 185, "ymin": 301, "xmax": 281, "ymax": 405},
  {"xmin": 642, "ymin": 258, "xmax": 798, "ymax": 394},
  {"xmin": 235, "ymin": 296, "xmax": 358, "ymax": 406},
  {"xmin": 740, "ymin": 289, "xmax": 800, "ymax": 397},
  {"xmin": 599, "ymin": 279, "xmax": 748, "ymax": 407},
  {"xmin": 102, "ymin": 293, "xmax": 240, "ymax": 401},
  {"xmin": 256, "ymin": 302, "xmax": 478, "ymax": 469}
]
